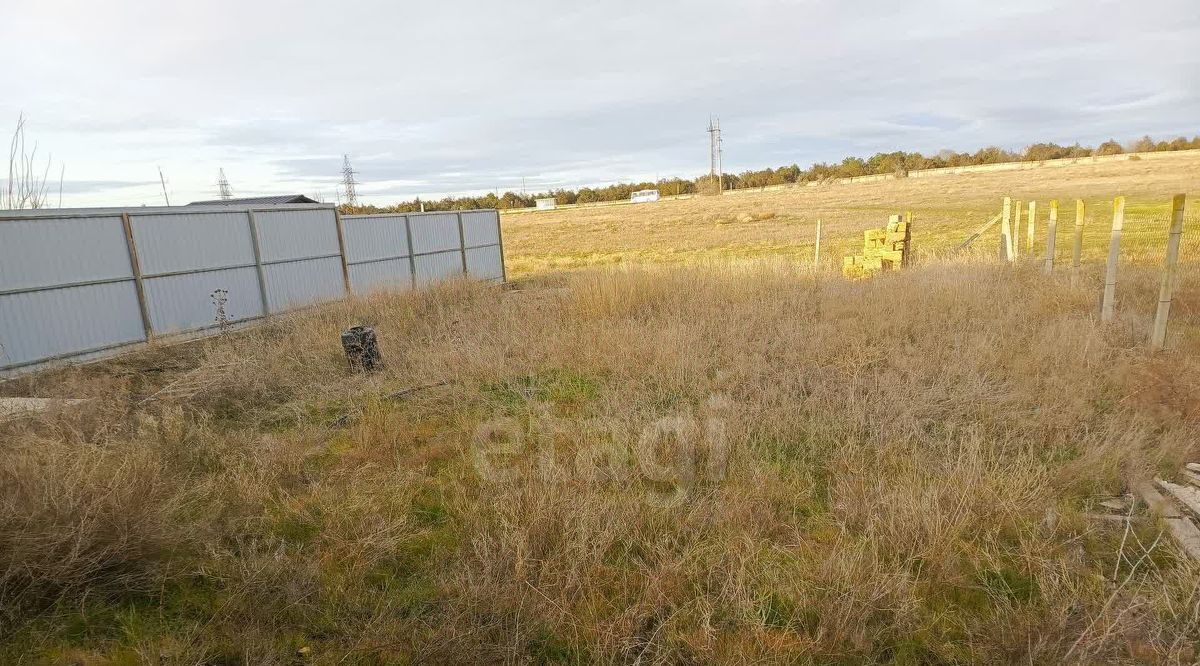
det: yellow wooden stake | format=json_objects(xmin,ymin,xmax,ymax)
[
  {"xmin": 1026, "ymin": 201, "xmax": 1037, "ymax": 254},
  {"xmin": 1100, "ymin": 196, "xmax": 1125, "ymax": 323},
  {"xmin": 1000, "ymin": 197, "xmax": 1014, "ymax": 262},
  {"xmin": 1013, "ymin": 201, "xmax": 1022, "ymax": 259},
  {"xmin": 903, "ymin": 211, "xmax": 913, "ymax": 266},
  {"xmin": 1071, "ymin": 199, "xmax": 1085, "ymax": 285},
  {"xmin": 1043, "ymin": 200, "xmax": 1058, "ymax": 275},
  {"xmin": 1150, "ymin": 194, "xmax": 1187, "ymax": 351}
]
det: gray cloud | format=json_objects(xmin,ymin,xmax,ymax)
[
  {"xmin": 1, "ymin": 0, "xmax": 1197, "ymax": 206},
  {"xmin": 57, "ymin": 179, "xmax": 159, "ymax": 194}
]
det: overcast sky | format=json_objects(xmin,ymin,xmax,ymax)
[{"xmin": 2, "ymin": 0, "xmax": 1197, "ymax": 207}]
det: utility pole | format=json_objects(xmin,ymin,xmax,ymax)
[
  {"xmin": 707, "ymin": 116, "xmax": 724, "ymax": 193},
  {"xmin": 717, "ymin": 118, "xmax": 724, "ymax": 193},
  {"xmin": 157, "ymin": 166, "xmax": 171, "ymax": 206},
  {"xmin": 217, "ymin": 168, "xmax": 233, "ymax": 200},
  {"xmin": 341, "ymin": 154, "xmax": 359, "ymax": 207}
]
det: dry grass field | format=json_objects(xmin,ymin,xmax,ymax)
[
  {"xmin": 502, "ymin": 151, "xmax": 1200, "ymax": 277},
  {"xmin": 2, "ymin": 155, "xmax": 1200, "ymax": 663}
]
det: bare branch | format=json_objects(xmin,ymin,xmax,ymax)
[{"xmin": 3, "ymin": 113, "xmax": 60, "ymax": 210}]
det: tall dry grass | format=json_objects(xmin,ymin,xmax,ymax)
[{"xmin": 1, "ymin": 258, "xmax": 1199, "ymax": 663}]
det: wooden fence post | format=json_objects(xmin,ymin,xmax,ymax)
[
  {"xmin": 455, "ymin": 212, "xmax": 469, "ymax": 275},
  {"xmin": 495, "ymin": 211, "xmax": 507, "ymax": 283},
  {"xmin": 1071, "ymin": 199, "xmax": 1085, "ymax": 285},
  {"xmin": 1150, "ymin": 194, "xmax": 1187, "ymax": 351},
  {"xmin": 1100, "ymin": 196, "xmax": 1125, "ymax": 323},
  {"xmin": 903, "ymin": 211, "xmax": 913, "ymax": 266},
  {"xmin": 814, "ymin": 218, "xmax": 822, "ymax": 267},
  {"xmin": 333, "ymin": 209, "xmax": 353, "ymax": 295},
  {"xmin": 1043, "ymin": 200, "xmax": 1058, "ymax": 275},
  {"xmin": 120, "ymin": 212, "xmax": 154, "ymax": 340},
  {"xmin": 1026, "ymin": 201, "xmax": 1037, "ymax": 254},
  {"xmin": 403, "ymin": 215, "xmax": 418, "ymax": 288},
  {"xmin": 1013, "ymin": 200, "xmax": 1022, "ymax": 259},
  {"xmin": 1000, "ymin": 197, "xmax": 1015, "ymax": 262},
  {"xmin": 246, "ymin": 210, "xmax": 271, "ymax": 315}
]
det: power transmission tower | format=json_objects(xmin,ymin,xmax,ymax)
[
  {"xmin": 217, "ymin": 168, "xmax": 234, "ymax": 200},
  {"xmin": 707, "ymin": 116, "xmax": 724, "ymax": 193},
  {"xmin": 341, "ymin": 154, "xmax": 359, "ymax": 206}
]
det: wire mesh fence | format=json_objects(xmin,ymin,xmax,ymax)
[
  {"xmin": 986, "ymin": 195, "xmax": 1198, "ymax": 350},
  {"xmin": 796, "ymin": 194, "xmax": 1196, "ymax": 350}
]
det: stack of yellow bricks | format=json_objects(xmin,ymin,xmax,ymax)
[{"xmin": 842, "ymin": 214, "xmax": 911, "ymax": 278}]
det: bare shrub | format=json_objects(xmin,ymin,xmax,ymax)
[{"xmin": 4, "ymin": 113, "xmax": 59, "ymax": 210}]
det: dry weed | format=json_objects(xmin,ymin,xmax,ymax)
[{"xmin": 1, "ymin": 261, "xmax": 1198, "ymax": 663}]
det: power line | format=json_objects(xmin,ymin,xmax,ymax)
[
  {"xmin": 217, "ymin": 168, "xmax": 233, "ymax": 200},
  {"xmin": 341, "ymin": 154, "xmax": 359, "ymax": 206}
]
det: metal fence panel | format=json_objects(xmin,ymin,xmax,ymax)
[
  {"xmin": 256, "ymin": 208, "xmax": 340, "ymax": 262},
  {"xmin": 465, "ymin": 246, "xmax": 504, "ymax": 281},
  {"xmin": 349, "ymin": 259, "xmax": 413, "ymax": 294},
  {"xmin": 0, "ymin": 283, "xmax": 145, "ymax": 368},
  {"xmin": 409, "ymin": 213, "xmax": 461, "ymax": 254},
  {"xmin": 0, "ymin": 205, "xmax": 502, "ymax": 375},
  {"xmin": 144, "ymin": 267, "xmax": 263, "ymax": 334},
  {"xmin": 0, "ymin": 216, "xmax": 131, "ymax": 290},
  {"xmin": 342, "ymin": 215, "xmax": 411, "ymax": 262},
  {"xmin": 264, "ymin": 257, "xmax": 345, "ymax": 311},
  {"xmin": 414, "ymin": 251, "xmax": 465, "ymax": 284},
  {"xmin": 131, "ymin": 211, "xmax": 255, "ymax": 274},
  {"xmin": 461, "ymin": 210, "xmax": 500, "ymax": 247}
]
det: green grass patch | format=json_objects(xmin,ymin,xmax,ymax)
[
  {"xmin": 977, "ymin": 566, "xmax": 1039, "ymax": 603},
  {"xmin": 270, "ymin": 505, "xmax": 324, "ymax": 545},
  {"xmin": 526, "ymin": 628, "xmax": 591, "ymax": 663},
  {"xmin": 482, "ymin": 368, "xmax": 600, "ymax": 413}
]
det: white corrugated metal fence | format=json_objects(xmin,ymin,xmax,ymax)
[{"xmin": 0, "ymin": 204, "xmax": 504, "ymax": 375}]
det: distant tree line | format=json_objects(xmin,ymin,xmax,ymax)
[{"xmin": 338, "ymin": 134, "xmax": 1200, "ymax": 214}]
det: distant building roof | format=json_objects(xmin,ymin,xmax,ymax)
[{"xmin": 186, "ymin": 194, "xmax": 320, "ymax": 206}]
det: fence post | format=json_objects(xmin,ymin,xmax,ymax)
[
  {"xmin": 495, "ymin": 211, "xmax": 507, "ymax": 283},
  {"xmin": 903, "ymin": 211, "xmax": 913, "ymax": 266},
  {"xmin": 1013, "ymin": 200, "xmax": 1022, "ymax": 259},
  {"xmin": 246, "ymin": 210, "xmax": 271, "ymax": 315},
  {"xmin": 814, "ymin": 218, "xmax": 822, "ymax": 266},
  {"xmin": 1100, "ymin": 196, "xmax": 1125, "ymax": 323},
  {"xmin": 1000, "ymin": 197, "xmax": 1015, "ymax": 262},
  {"xmin": 120, "ymin": 212, "xmax": 154, "ymax": 340},
  {"xmin": 1150, "ymin": 194, "xmax": 1187, "ymax": 351},
  {"xmin": 1071, "ymin": 199, "xmax": 1085, "ymax": 285},
  {"xmin": 456, "ymin": 212, "xmax": 468, "ymax": 275},
  {"xmin": 1043, "ymin": 201, "xmax": 1058, "ymax": 275},
  {"xmin": 403, "ymin": 215, "xmax": 418, "ymax": 288},
  {"xmin": 1026, "ymin": 201, "xmax": 1037, "ymax": 254},
  {"xmin": 333, "ymin": 209, "xmax": 352, "ymax": 295}
]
